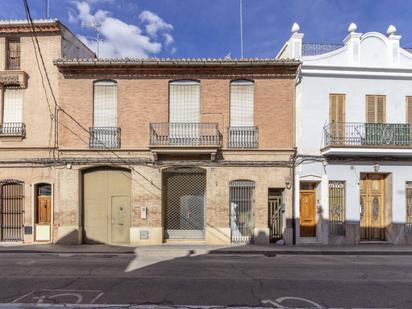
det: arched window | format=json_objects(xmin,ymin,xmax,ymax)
[
  {"xmin": 169, "ymin": 80, "xmax": 200, "ymax": 123},
  {"xmin": 229, "ymin": 180, "xmax": 255, "ymax": 243},
  {"xmin": 230, "ymin": 80, "xmax": 254, "ymax": 127},
  {"xmin": 93, "ymin": 80, "xmax": 117, "ymax": 127}
]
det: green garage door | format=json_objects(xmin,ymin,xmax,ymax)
[{"xmin": 83, "ymin": 168, "xmax": 131, "ymax": 244}]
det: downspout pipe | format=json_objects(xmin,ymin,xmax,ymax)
[{"xmin": 291, "ymin": 146, "xmax": 297, "ymax": 245}]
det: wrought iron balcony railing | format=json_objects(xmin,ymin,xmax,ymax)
[
  {"xmin": 150, "ymin": 123, "xmax": 221, "ymax": 147},
  {"xmin": 89, "ymin": 127, "xmax": 121, "ymax": 149},
  {"xmin": 0, "ymin": 122, "xmax": 26, "ymax": 137},
  {"xmin": 228, "ymin": 126, "xmax": 259, "ymax": 149},
  {"xmin": 324, "ymin": 122, "xmax": 411, "ymax": 147}
]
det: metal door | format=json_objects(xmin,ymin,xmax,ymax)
[
  {"xmin": 0, "ymin": 180, "xmax": 24, "ymax": 242},
  {"xmin": 111, "ymin": 196, "xmax": 131, "ymax": 243},
  {"xmin": 268, "ymin": 189, "xmax": 283, "ymax": 242},
  {"xmin": 360, "ymin": 174, "xmax": 385, "ymax": 241},
  {"xmin": 230, "ymin": 180, "xmax": 255, "ymax": 243},
  {"xmin": 164, "ymin": 167, "xmax": 205, "ymax": 239},
  {"xmin": 83, "ymin": 168, "xmax": 131, "ymax": 244},
  {"xmin": 299, "ymin": 190, "xmax": 316, "ymax": 237}
]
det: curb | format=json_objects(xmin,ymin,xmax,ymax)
[{"xmin": 1, "ymin": 249, "xmax": 412, "ymax": 256}]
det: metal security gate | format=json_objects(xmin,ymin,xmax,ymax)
[
  {"xmin": 329, "ymin": 181, "xmax": 346, "ymax": 236},
  {"xmin": 0, "ymin": 180, "xmax": 24, "ymax": 241},
  {"xmin": 164, "ymin": 167, "xmax": 206, "ymax": 239},
  {"xmin": 268, "ymin": 189, "xmax": 283, "ymax": 242},
  {"xmin": 230, "ymin": 180, "xmax": 255, "ymax": 243}
]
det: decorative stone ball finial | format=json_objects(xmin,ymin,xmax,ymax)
[
  {"xmin": 291, "ymin": 22, "xmax": 300, "ymax": 34},
  {"xmin": 347, "ymin": 22, "xmax": 357, "ymax": 33},
  {"xmin": 387, "ymin": 25, "xmax": 397, "ymax": 35}
]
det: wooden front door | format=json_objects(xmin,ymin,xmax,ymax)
[
  {"xmin": 300, "ymin": 191, "xmax": 316, "ymax": 237},
  {"xmin": 360, "ymin": 174, "xmax": 385, "ymax": 241},
  {"xmin": 37, "ymin": 196, "xmax": 51, "ymax": 225}
]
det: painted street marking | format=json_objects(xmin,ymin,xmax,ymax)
[
  {"xmin": 12, "ymin": 289, "xmax": 103, "ymax": 304},
  {"xmin": 262, "ymin": 296, "xmax": 324, "ymax": 308}
]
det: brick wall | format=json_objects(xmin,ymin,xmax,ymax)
[{"xmin": 58, "ymin": 75, "xmax": 296, "ymax": 150}]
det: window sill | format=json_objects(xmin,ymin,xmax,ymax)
[{"xmin": 0, "ymin": 135, "xmax": 25, "ymax": 142}]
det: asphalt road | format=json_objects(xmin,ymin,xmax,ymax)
[{"xmin": 0, "ymin": 251, "xmax": 411, "ymax": 308}]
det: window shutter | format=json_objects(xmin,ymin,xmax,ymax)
[
  {"xmin": 329, "ymin": 94, "xmax": 345, "ymax": 123},
  {"xmin": 230, "ymin": 80, "xmax": 254, "ymax": 127},
  {"xmin": 407, "ymin": 97, "xmax": 412, "ymax": 124},
  {"xmin": 366, "ymin": 95, "xmax": 386, "ymax": 123},
  {"xmin": 3, "ymin": 88, "xmax": 23, "ymax": 123},
  {"xmin": 376, "ymin": 96, "xmax": 385, "ymax": 123},
  {"xmin": 329, "ymin": 95, "xmax": 337, "ymax": 123},
  {"xmin": 169, "ymin": 81, "xmax": 200, "ymax": 123},
  {"xmin": 93, "ymin": 81, "xmax": 117, "ymax": 127}
]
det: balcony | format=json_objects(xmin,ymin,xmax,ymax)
[
  {"xmin": 0, "ymin": 122, "xmax": 26, "ymax": 139},
  {"xmin": 0, "ymin": 71, "xmax": 28, "ymax": 88},
  {"xmin": 150, "ymin": 123, "xmax": 221, "ymax": 159},
  {"xmin": 89, "ymin": 127, "xmax": 121, "ymax": 149},
  {"xmin": 323, "ymin": 122, "xmax": 412, "ymax": 157},
  {"xmin": 228, "ymin": 126, "xmax": 259, "ymax": 149}
]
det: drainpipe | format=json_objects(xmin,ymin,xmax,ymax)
[{"xmin": 291, "ymin": 146, "xmax": 297, "ymax": 245}]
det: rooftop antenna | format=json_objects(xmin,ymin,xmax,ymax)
[
  {"xmin": 91, "ymin": 22, "xmax": 102, "ymax": 57},
  {"xmin": 45, "ymin": 0, "xmax": 50, "ymax": 18},
  {"xmin": 240, "ymin": 0, "xmax": 244, "ymax": 58}
]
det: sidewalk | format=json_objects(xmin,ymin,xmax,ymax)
[{"xmin": 1, "ymin": 243, "xmax": 412, "ymax": 256}]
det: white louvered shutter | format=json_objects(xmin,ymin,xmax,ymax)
[
  {"xmin": 169, "ymin": 81, "xmax": 200, "ymax": 123},
  {"xmin": 93, "ymin": 81, "xmax": 117, "ymax": 127},
  {"xmin": 3, "ymin": 88, "xmax": 23, "ymax": 123},
  {"xmin": 230, "ymin": 80, "xmax": 254, "ymax": 126}
]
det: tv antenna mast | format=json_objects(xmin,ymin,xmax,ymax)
[
  {"xmin": 240, "ymin": 0, "xmax": 244, "ymax": 58},
  {"xmin": 45, "ymin": 0, "xmax": 50, "ymax": 18}
]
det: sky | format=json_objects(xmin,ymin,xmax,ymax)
[{"xmin": 1, "ymin": 0, "xmax": 412, "ymax": 59}]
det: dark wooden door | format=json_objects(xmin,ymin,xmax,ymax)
[{"xmin": 300, "ymin": 191, "xmax": 316, "ymax": 237}]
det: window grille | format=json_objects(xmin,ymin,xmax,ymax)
[
  {"xmin": 329, "ymin": 181, "xmax": 346, "ymax": 236},
  {"xmin": 93, "ymin": 81, "xmax": 117, "ymax": 127},
  {"xmin": 0, "ymin": 180, "xmax": 24, "ymax": 241},
  {"xmin": 406, "ymin": 183, "xmax": 412, "ymax": 234},
  {"xmin": 3, "ymin": 88, "xmax": 23, "ymax": 123},
  {"xmin": 229, "ymin": 180, "xmax": 255, "ymax": 243}
]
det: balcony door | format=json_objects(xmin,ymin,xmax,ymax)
[
  {"xmin": 365, "ymin": 95, "xmax": 388, "ymax": 145},
  {"xmin": 169, "ymin": 80, "xmax": 200, "ymax": 143},
  {"xmin": 2, "ymin": 88, "xmax": 23, "ymax": 135},
  {"xmin": 329, "ymin": 94, "xmax": 345, "ymax": 145}
]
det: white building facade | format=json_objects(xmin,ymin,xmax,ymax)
[{"xmin": 278, "ymin": 23, "xmax": 412, "ymax": 245}]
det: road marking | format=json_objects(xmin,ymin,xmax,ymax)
[
  {"xmin": 262, "ymin": 296, "xmax": 324, "ymax": 308},
  {"xmin": 12, "ymin": 289, "xmax": 103, "ymax": 305}
]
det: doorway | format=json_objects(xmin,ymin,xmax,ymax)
[
  {"xmin": 300, "ymin": 183, "xmax": 317, "ymax": 237},
  {"xmin": 163, "ymin": 167, "xmax": 206, "ymax": 240},
  {"xmin": 83, "ymin": 167, "xmax": 131, "ymax": 244},
  {"xmin": 268, "ymin": 188, "xmax": 283, "ymax": 242},
  {"xmin": 34, "ymin": 183, "xmax": 52, "ymax": 242},
  {"xmin": 360, "ymin": 173, "xmax": 385, "ymax": 241}
]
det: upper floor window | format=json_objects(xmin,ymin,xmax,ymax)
[
  {"xmin": 169, "ymin": 80, "xmax": 200, "ymax": 123},
  {"xmin": 6, "ymin": 38, "xmax": 20, "ymax": 70},
  {"xmin": 366, "ymin": 95, "xmax": 386, "ymax": 123},
  {"xmin": 329, "ymin": 94, "xmax": 345, "ymax": 124},
  {"xmin": 93, "ymin": 81, "xmax": 117, "ymax": 127},
  {"xmin": 90, "ymin": 81, "xmax": 119, "ymax": 149},
  {"xmin": 229, "ymin": 80, "xmax": 257, "ymax": 149},
  {"xmin": 406, "ymin": 96, "xmax": 412, "ymax": 125},
  {"xmin": 230, "ymin": 80, "xmax": 254, "ymax": 127},
  {"xmin": 0, "ymin": 88, "xmax": 25, "ymax": 136}
]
